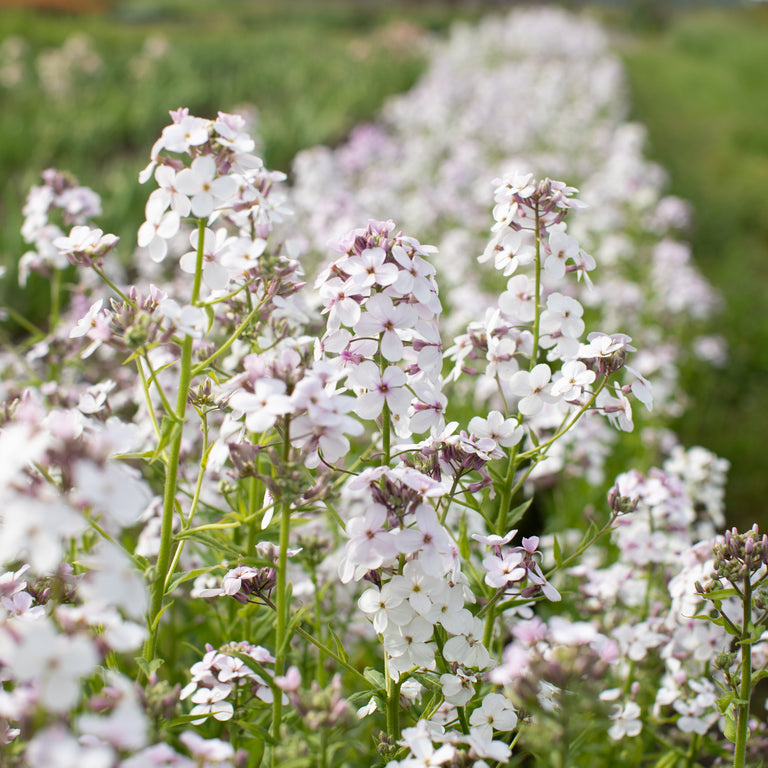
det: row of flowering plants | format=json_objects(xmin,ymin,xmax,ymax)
[{"xmin": 1, "ymin": 8, "xmax": 766, "ymax": 768}]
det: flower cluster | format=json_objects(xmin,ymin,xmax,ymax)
[{"xmin": 0, "ymin": 7, "xmax": 750, "ymax": 768}]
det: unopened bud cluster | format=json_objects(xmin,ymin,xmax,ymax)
[{"xmin": 712, "ymin": 524, "xmax": 768, "ymax": 583}]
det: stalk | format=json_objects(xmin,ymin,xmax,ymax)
[
  {"xmin": 143, "ymin": 218, "xmax": 205, "ymax": 662},
  {"xmin": 529, "ymin": 203, "xmax": 542, "ymax": 371},
  {"xmin": 144, "ymin": 334, "xmax": 193, "ymax": 660},
  {"xmin": 271, "ymin": 417, "xmax": 292, "ymax": 762},
  {"xmin": 381, "ymin": 402, "xmax": 391, "ymax": 467},
  {"xmin": 733, "ymin": 575, "xmax": 752, "ymax": 768},
  {"xmin": 386, "ymin": 673, "xmax": 402, "ymax": 744}
]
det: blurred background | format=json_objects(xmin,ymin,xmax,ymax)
[{"xmin": 1, "ymin": 0, "xmax": 766, "ymax": 530}]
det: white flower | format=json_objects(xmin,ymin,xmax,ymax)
[
  {"xmin": 0, "ymin": 618, "xmax": 98, "ymax": 713},
  {"xmin": 607, "ymin": 701, "xmax": 642, "ymax": 740},
  {"xmin": 468, "ymin": 410, "xmax": 522, "ymax": 448},
  {"xmin": 25, "ymin": 725, "xmax": 114, "ymax": 768},
  {"xmin": 508, "ymin": 364, "xmax": 556, "ymax": 417},
  {"xmin": 73, "ymin": 459, "xmax": 152, "ymax": 531},
  {"xmin": 137, "ymin": 198, "xmax": 180, "ymax": 263},
  {"xmin": 175, "ymin": 155, "xmax": 237, "ymax": 218},
  {"xmin": 469, "ymin": 692, "xmax": 518, "ymax": 742}
]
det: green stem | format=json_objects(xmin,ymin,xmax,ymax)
[
  {"xmin": 733, "ymin": 575, "xmax": 753, "ymax": 768},
  {"xmin": 495, "ymin": 446, "xmax": 519, "ymax": 535},
  {"xmin": 191, "ymin": 299, "xmax": 265, "ymax": 376},
  {"xmin": 163, "ymin": 412, "xmax": 210, "ymax": 592},
  {"xmin": 529, "ymin": 204, "xmax": 542, "ymax": 371},
  {"xmin": 294, "ymin": 625, "xmax": 374, "ymax": 691},
  {"xmin": 4, "ymin": 305, "xmax": 46, "ymax": 338},
  {"xmin": 382, "ymin": 401, "xmax": 391, "ymax": 466},
  {"xmin": 144, "ymin": 335, "xmax": 194, "ymax": 661},
  {"xmin": 191, "ymin": 218, "xmax": 206, "ymax": 305},
  {"xmin": 92, "ymin": 265, "xmax": 136, "ymax": 308},
  {"xmin": 272, "ymin": 417, "xmax": 292, "ymax": 760},
  {"xmin": 50, "ymin": 268, "xmax": 61, "ymax": 332},
  {"xmin": 685, "ymin": 733, "xmax": 701, "ymax": 768},
  {"xmin": 143, "ymin": 219, "xmax": 206, "ymax": 663},
  {"xmin": 386, "ymin": 672, "xmax": 402, "ymax": 744}
]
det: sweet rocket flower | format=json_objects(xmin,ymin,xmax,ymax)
[
  {"xmin": 498, "ymin": 274, "xmax": 536, "ymax": 323},
  {"xmin": 468, "ymin": 410, "xmax": 522, "ymax": 448},
  {"xmin": 179, "ymin": 226, "xmax": 233, "ymax": 291},
  {"xmin": 151, "ymin": 164, "xmax": 192, "ymax": 217},
  {"xmin": 158, "ymin": 299, "xmax": 208, "ymax": 338},
  {"xmin": 175, "ymin": 155, "xmax": 237, "ymax": 218},
  {"xmin": 53, "ymin": 225, "xmax": 118, "ymax": 266},
  {"xmin": 0, "ymin": 617, "xmax": 99, "ymax": 713},
  {"xmin": 78, "ymin": 541, "xmax": 149, "ymax": 621},
  {"xmin": 551, "ymin": 360, "xmax": 595, "ymax": 400},
  {"xmin": 544, "ymin": 228, "xmax": 579, "ymax": 279},
  {"xmin": 355, "ymin": 293, "xmax": 417, "ymax": 362},
  {"xmin": 396, "ymin": 721, "xmax": 456, "ymax": 768},
  {"xmin": 408, "ymin": 382, "xmax": 447, "ymax": 436},
  {"xmin": 72, "ymin": 459, "xmax": 152, "ymax": 531},
  {"xmin": 160, "ymin": 112, "xmax": 210, "ymax": 154},
  {"xmin": 442, "ymin": 616, "xmax": 491, "ymax": 669},
  {"xmin": 440, "ymin": 670, "xmax": 476, "ymax": 707},
  {"xmin": 480, "ymin": 228, "xmax": 536, "ymax": 276},
  {"xmin": 289, "ymin": 376, "xmax": 363, "ymax": 468},
  {"xmin": 180, "ymin": 731, "xmax": 235, "ymax": 764},
  {"xmin": 508, "ymin": 363, "xmax": 556, "ymax": 417},
  {"xmin": 228, "ymin": 379, "xmax": 293, "ymax": 433},
  {"xmin": 539, "ymin": 292, "xmax": 585, "ymax": 339},
  {"xmin": 137, "ymin": 196, "xmax": 180, "ymax": 263},
  {"xmin": 607, "ymin": 701, "xmax": 642, "ymax": 740},
  {"xmin": 76, "ymin": 672, "xmax": 148, "ymax": 751},
  {"xmin": 384, "ymin": 615, "xmax": 437, "ymax": 676},
  {"xmin": 188, "ymin": 684, "xmax": 234, "ymax": 724},
  {"xmin": 0, "ymin": 492, "xmax": 87, "ymax": 574},
  {"xmin": 358, "ymin": 584, "xmax": 413, "ymax": 634},
  {"xmin": 468, "ymin": 693, "xmax": 518, "ymax": 742},
  {"xmin": 352, "ymin": 362, "xmax": 410, "ymax": 420},
  {"xmin": 386, "ymin": 560, "xmax": 444, "ymax": 617},
  {"xmin": 339, "ymin": 504, "xmax": 399, "ymax": 583},
  {"xmin": 483, "ymin": 535, "xmax": 527, "ymax": 581},
  {"xmin": 25, "ymin": 725, "xmax": 115, "ymax": 768},
  {"xmin": 344, "ymin": 246, "xmax": 399, "ymax": 290}
]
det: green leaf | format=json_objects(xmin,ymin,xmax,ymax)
[
  {"xmin": 653, "ymin": 751, "xmax": 680, "ymax": 768},
  {"xmin": 134, "ymin": 656, "xmax": 164, "ymax": 679},
  {"xmin": 328, "ymin": 627, "xmax": 350, "ymax": 664},
  {"xmin": 166, "ymin": 566, "xmax": 218, "ymax": 594},
  {"xmin": 409, "ymin": 670, "xmax": 443, "ymax": 693},
  {"xmin": 724, "ymin": 709, "xmax": 737, "ymax": 743},
  {"xmin": 284, "ymin": 606, "xmax": 309, "ymax": 653},
  {"xmin": 151, "ymin": 414, "xmax": 181, "ymax": 462},
  {"xmin": 148, "ymin": 600, "xmax": 174, "ymax": 634},
  {"xmin": 716, "ymin": 692, "xmax": 735, "ymax": 714},
  {"xmin": 506, "ymin": 497, "xmax": 533, "ymax": 529},
  {"xmin": 237, "ymin": 720, "xmax": 277, "ymax": 745},
  {"xmin": 553, "ymin": 534, "xmax": 562, "ymax": 568},
  {"xmin": 174, "ymin": 532, "xmax": 244, "ymax": 558},
  {"xmin": 752, "ymin": 668, "xmax": 768, "ymax": 686},
  {"xmin": 702, "ymin": 587, "xmax": 740, "ymax": 602},
  {"xmin": 363, "ymin": 667, "xmax": 386, "ymax": 689},
  {"xmin": 458, "ymin": 513, "xmax": 471, "ymax": 560}
]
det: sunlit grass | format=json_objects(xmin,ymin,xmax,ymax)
[
  {"xmin": 0, "ymin": 1, "xmax": 479, "ymax": 320},
  {"xmin": 621, "ymin": 5, "xmax": 768, "ymax": 527}
]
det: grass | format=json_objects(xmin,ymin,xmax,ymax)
[
  {"xmin": 618, "ymin": 4, "xmax": 768, "ymax": 528},
  {"xmin": 0, "ymin": 0, "xmax": 481, "ymax": 321}
]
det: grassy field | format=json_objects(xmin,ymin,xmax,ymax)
[
  {"xmin": 1, "ymin": 0, "xmax": 766, "ymax": 528},
  {"xmin": 619, "ymin": 4, "xmax": 768, "ymax": 528},
  {"xmin": 0, "ymin": 0, "xmax": 480, "ymax": 318}
]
